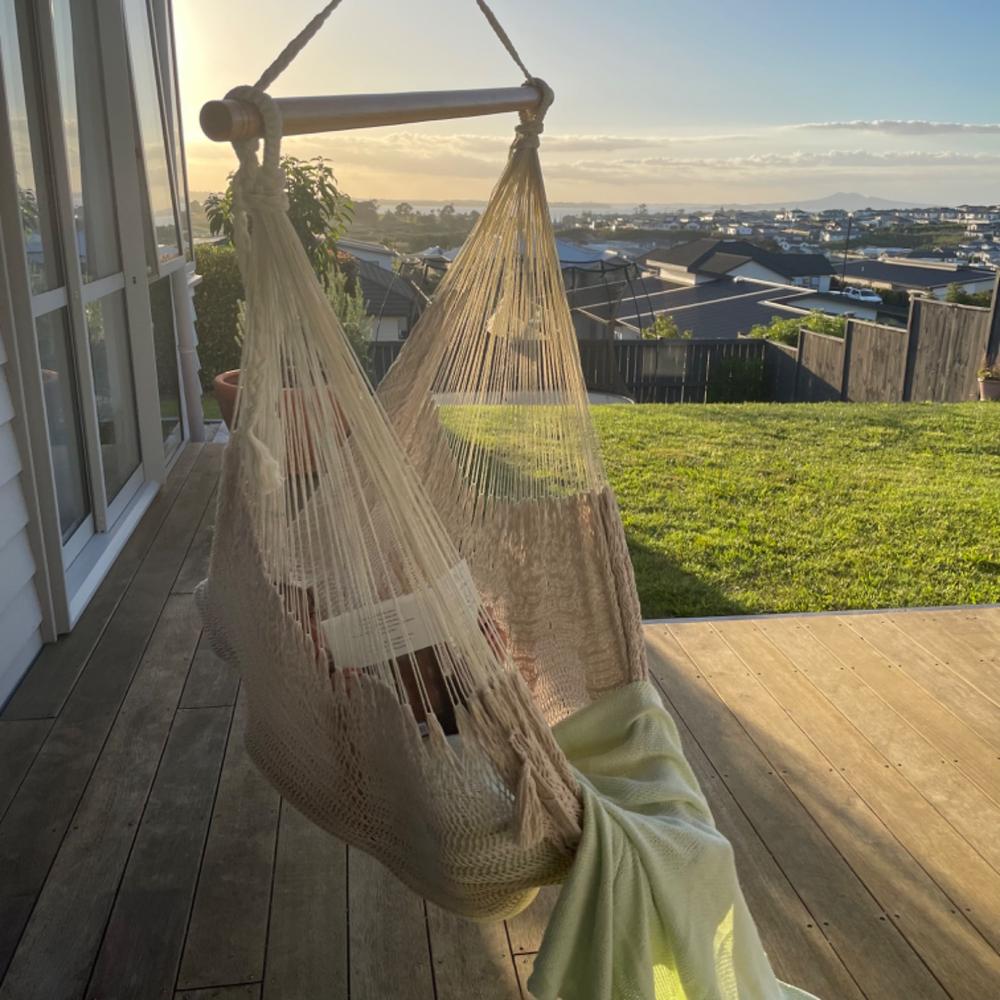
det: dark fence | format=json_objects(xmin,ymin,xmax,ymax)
[{"xmin": 368, "ymin": 337, "xmax": 767, "ymax": 402}]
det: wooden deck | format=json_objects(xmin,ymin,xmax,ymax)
[{"xmin": 1, "ymin": 434, "xmax": 998, "ymax": 999}]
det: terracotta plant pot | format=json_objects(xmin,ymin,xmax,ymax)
[
  {"xmin": 213, "ymin": 369, "xmax": 349, "ymax": 473},
  {"xmin": 979, "ymin": 378, "xmax": 1000, "ymax": 402}
]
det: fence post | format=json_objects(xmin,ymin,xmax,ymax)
[
  {"xmin": 840, "ymin": 318, "xmax": 854, "ymax": 401},
  {"xmin": 987, "ymin": 272, "xmax": 1000, "ymax": 365},
  {"xmin": 793, "ymin": 327, "xmax": 805, "ymax": 402},
  {"xmin": 901, "ymin": 293, "xmax": 923, "ymax": 402}
]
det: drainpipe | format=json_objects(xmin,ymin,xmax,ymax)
[{"xmin": 173, "ymin": 262, "xmax": 206, "ymax": 442}]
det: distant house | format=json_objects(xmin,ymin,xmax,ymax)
[
  {"xmin": 642, "ymin": 239, "xmax": 835, "ymax": 291},
  {"xmin": 337, "ymin": 238, "xmax": 398, "ymax": 271},
  {"xmin": 841, "ymin": 258, "xmax": 996, "ymax": 299},
  {"xmin": 354, "ymin": 260, "xmax": 425, "ymax": 342}
]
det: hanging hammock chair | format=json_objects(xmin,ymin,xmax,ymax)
[{"xmin": 196, "ymin": 5, "xmax": 820, "ymax": 998}]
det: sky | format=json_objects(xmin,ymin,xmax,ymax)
[{"xmin": 174, "ymin": 0, "xmax": 1000, "ymax": 207}]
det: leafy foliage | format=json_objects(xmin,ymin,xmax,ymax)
[
  {"xmin": 642, "ymin": 314, "xmax": 692, "ymax": 340},
  {"xmin": 193, "ymin": 244, "xmax": 245, "ymax": 390},
  {"xmin": 325, "ymin": 269, "xmax": 372, "ymax": 370},
  {"xmin": 594, "ymin": 402, "xmax": 1000, "ymax": 617},
  {"xmin": 945, "ymin": 282, "xmax": 993, "ymax": 308},
  {"xmin": 204, "ymin": 155, "xmax": 352, "ymax": 288},
  {"xmin": 746, "ymin": 310, "xmax": 846, "ymax": 347}
]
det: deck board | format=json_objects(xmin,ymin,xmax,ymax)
[{"xmin": 0, "ymin": 442, "xmax": 996, "ymax": 998}]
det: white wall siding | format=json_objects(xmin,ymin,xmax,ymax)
[{"xmin": 0, "ymin": 352, "xmax": 43, "ymax": 705}]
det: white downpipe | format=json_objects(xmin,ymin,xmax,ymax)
[{"xmin": 174, "ymin": 264, "xmax": 206, "ymax": 442}]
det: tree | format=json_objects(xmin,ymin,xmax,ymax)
[
  {"xmin": 635, "ymin": 203, "xmax": 648, "ymax": 217},
  {"xmin": 325, "ymin": 269, "xmax": 373, "ymax": 367},
  {"xmin": 352, "ymin": 199, "xmax": 380, "ymax": 228},
  {"xmin": 204, "ymin": 155, "xmax": 352, "ymax": 288},
  {"xmin": 439, "ymin": 203, "xmax": 456, "ymax": 219},
  {"xmin": 394, "ymin": 202, "xmax": 414, "ymax": 220},
  {"xmin": 642, "ymin": 314, "xmax": 692, "ymax": 340}
]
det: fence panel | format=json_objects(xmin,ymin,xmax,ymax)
[
  {"xmin": 796, "ymin": 331, "xmax": 845, "ymax": 402},
  {"xmin": 908, "ymin": 299, "xmax": 991, "ymax": 402},
  {"xmin": 764, "ymin": 341, "xmax": 798, "ymax": 402},
  {"xmin": 846, "ymin": 322, "xmax": 907, "ymax": 402}
]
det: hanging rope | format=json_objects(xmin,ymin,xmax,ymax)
[
  {"xmin": 254, "ymin": 0, "xmax": 347, "ymax": 93},
  {"xmin": 474, "ymin": 0, "xmax": 532, "ymax": 81}
]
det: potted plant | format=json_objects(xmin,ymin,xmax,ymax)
[{"xmin": 978, "ymin": 361, "xmax": 1000, "ymax": 401}]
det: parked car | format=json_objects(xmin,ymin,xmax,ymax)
[{"xmin": 842, "ymin": 286, "xmax": 883, "ymax": 304}]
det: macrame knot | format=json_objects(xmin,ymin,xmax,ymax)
[
  {"xmin": 510, "ymin": 732, "xmax": 547, "ymax": 847},
  {"xmin": 512, "ymin": 77, "xmax": 554, "ymax": 152},
  {"xmin": 234, "ymin": 163, "xmax": 290, "ymax": 216}
]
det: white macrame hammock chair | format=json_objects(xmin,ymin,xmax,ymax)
[{"xmin": 197, "ymin": 5, "xmax": 640, "ymax": 921}]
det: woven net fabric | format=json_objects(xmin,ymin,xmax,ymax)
[
  {"xmin": 378, "ymin": 101, "xmax": 648, "ymax": 728},
  {"xmin": 196, "ymin": 89, "xmax": 585, "ymax": 919}
]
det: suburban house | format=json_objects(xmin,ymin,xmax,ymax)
[
  {"xmin": 642, "ymin": 239, "xmax": 835, "ymax": 291},
  {"xmin": 0, "ymin": 0, "xmax": 199, "ymax": 702},
  {"xmin": 355, "ymin": 258, "xmax": 425, "ymax": 342},
  {"xmin": 841, "ymin": 257, "xmax": 997, "ymax": 299},
  {"xmin": 336, "ymin": 236, "xmax": 397, "ymax": 271}
]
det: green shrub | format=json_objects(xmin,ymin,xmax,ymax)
[
  {"xmin": 194, "ymin": 243, "xmax": 244, "ymax": 390},
  {"xmin": 707, "ymin": 356, "xmax": 766, "ymax": 402},
  {"xmin": 747, "ymin": 310, "xmax": 846, "ymax": 347}
]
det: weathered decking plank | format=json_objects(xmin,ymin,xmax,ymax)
[
  {"xmin": 0, "ymin": 595, "xmax": 203, "ymax": 999},
  {"xmin": 180, "ymin": 639, "xmax": 239, "ymax": 710},
  {"xmin": 0, "ymin": 719, "xmax": 49, "ymax": 820},
  {"xmin": 760, "ymin": 618, "xmax": 1000, "ymax": 859},
  {"xmin": 346, "ymin": 848, "xmax": 435, "ymax": 1000},
  {"xmin": 649, "ymin": 626, "xmax": 952, "ymax": 1000},
  {"xmin": 804, "ymin": 616, "xmax": 1000, "ymax": 804},
  {"xmin": 844, "ymin": 614, "xmax": 1000, "ymax": 753},
  {"xmin": 263, "ymin": 802, "xmax": 348, "ymax": 1000},
  {"xmin": 427, "ymin": 904, "xmax": 522, "ymax": 999},
  {"xmin": 0, "ymin": 447, "xmax": 221, "ymax": 980},
  {"xmin": 0, "ymin": 442, "xmax": 201, "ymax": 722},
  {"xmin": 178, "ymin": 690, "xmax": 280, "ymax": 991},
  {"xmin": 657, "ymin": 672, "xmax": 867, "ymax": 1000},
  {"xmin": 86, "ymin": 704, "xmax": 231, "ymax": 1000}
]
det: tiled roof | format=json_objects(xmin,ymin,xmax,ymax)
[{"xmin": 841, "ymin": 259, "xmax": 994, "ymax": 289}]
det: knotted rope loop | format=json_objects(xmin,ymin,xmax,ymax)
[
  {"xmin": 511, "ymin": 77, "xmax": 554, "ymax": 152},
  {"xmin": 225, "ymin": 85, "xmax": 288, "ymax": 218}
]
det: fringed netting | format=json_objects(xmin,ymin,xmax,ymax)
[
  {"xmin": 378, "ymin": 93, "xmax": 648, "ymax": 726},
  {"xmin": 197, "ymin": 87, "xmax": 582, "ymax": 918}
]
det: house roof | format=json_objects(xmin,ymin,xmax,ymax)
[
  {"xmin": 337, "ymin": 237, "xmax": 396, "ymax": 257},
  {"xmin": 841, "ymin": 259, "xmax": 995, "ymax": 290},
  {"xmin": 355, "ymin": 259, "xmax": 422, "ymax": 319},
  {"xmin": 644, "ymin": 239, "xmax": 834, "ymax": 280}
]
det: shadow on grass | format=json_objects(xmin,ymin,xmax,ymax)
[{"xmin": 627, "ymin": 538, "xmax": 749, "ymax": 619}]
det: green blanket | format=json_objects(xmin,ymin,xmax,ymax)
[{"xmin": 528, "ymin": 681, "xmax": 820, "ymax": 1000}]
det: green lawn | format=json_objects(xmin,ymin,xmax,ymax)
[{"xmin": 592, "ymin": 402, "xmax": 1000, "ymax": 618}]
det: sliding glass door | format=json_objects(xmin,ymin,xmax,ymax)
[{"xmin": 0, "ymin": 0, "xmax": 189, "ymax": 624}]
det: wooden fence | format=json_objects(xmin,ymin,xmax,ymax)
[
  {"xmin": 372, "ymin": 282, "xmax": 1000, "ymax": 405},
  {"xmin": 369, "ymin": 337, "xmax": 767, "ymax": 402},
  {"xmin": 770, "ymin": 289, "xmax": 999, "ymax": 404}
]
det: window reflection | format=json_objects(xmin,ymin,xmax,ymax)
[
  {"xmin": 122, "ymin": 0, "xmax": 180, "ymax": 269},
  {"xmin": 149, "ymin": 276, "xmax": 182, "ymax": 456},
  {"xmin": 86, "ymin": 293, "xmax": 141, "ymax": 501},
  {"xmin": 50, "ymin": 0, "xmax": 122, "ymax": 283},
  {"xmin": 36, "ymin": 310, "xmax": 90, "ymax": 540},
  {"xmin": 1, "ymin": 0, "xmax": 64, "ymax": 293}
]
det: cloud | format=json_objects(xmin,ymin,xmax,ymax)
[{"xmin": 795, "ymin": 120, "xmax": 1000, "ymax": 136}]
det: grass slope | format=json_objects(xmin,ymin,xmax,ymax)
[{"xmin": 593, "ymin": 402, "xmax": 1000, "ymax": 618}]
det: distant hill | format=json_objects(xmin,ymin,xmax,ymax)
[{"xmin": 759, "ymin": 192, "xmax": 931, "ymax": 212}]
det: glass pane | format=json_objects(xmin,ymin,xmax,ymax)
[
  {"xmin": 149, "ymin": 276, "xmax": 182, "ymax": 454},
  {"xmin": 122, "ymin": 0, "xmax": 179, "ymax": 269},
  {"xmin": 51, "ymin": 0, "xmax": 122, "ymax": 282},
  {"xmin": 36, "ymin": 309, "xmax": 90, "ymax": 540},
  {"xmin": 86, "ymin": 292, "xmax": 141, "ymax": 502},
  {"xmin": 0, "ymin": 0, "xmax": 64, "ymax": 293}
]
